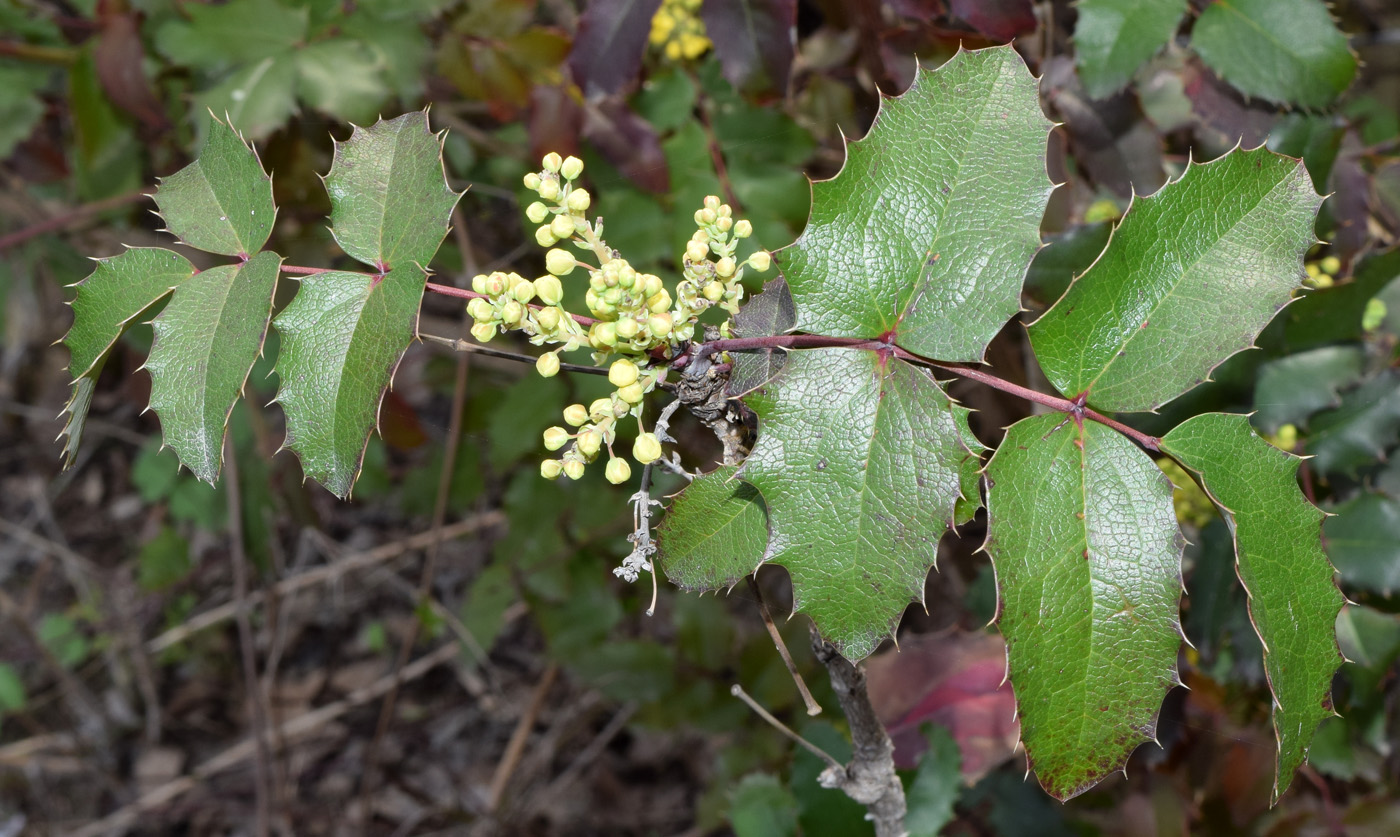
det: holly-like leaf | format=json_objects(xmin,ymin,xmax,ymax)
[
  {"xmin": 145, "ymin": 251, "xmax": 281, "ymax": 483},
  {"xmin": 58, "ymin": 372, "xmax": 99, "ymax": 470},
  {"xmin": 1029, "ymin": 147, "xmax": 1322, "ymax": 412},
  {"xmin": 1253, "ymin": 346, "xmax": 1365, "ymax": 433},
  {"xmin": 65, "ymin": 247, "xmax": 195, "ymax": 379},
  {"xmin": 272, "ymin": 267, "xmax": 426, "ymax": 498},
  {"xmin": 728, "ymin": 276, "xmax": 796, "ymax": 397},
  {"xmin": 153, "ymin": 116, "xmax": 276, "ymax": 257},
  {"xmin": 701, "ymin": 0, "xmax": 796, "ymax": 93},
  {"xmin": 1162, "ymin": 413, "xmax": 1344, "ymax": 801},
  {"xmin": 983, "ymin": 413, "xmax": 1183, "ymax": 801},
  {"xmin": 952, "ymin": 405, "xmax": 985, "ymax": 526},
  {"xmin": 566, "ymin": 0, "xmax": 661, "ymax": 98},
  {"xmin": 775, "ymin": 46, "xmax": 1053, "ymax": 362},
  {"xmin": 740, "ymin": 349, "xmax": 977, "ymax": 661},
  {"xmin": 154, "ymin": 0, "xmax": 309, "ymax": 70},
  {"xmin": 323, "ymin": 110, "xmax": 463, "ymax": 271},
  {"xmin": 1305, "ymin": 371, "xmax": 1400, "ymax": 476},
  {"xmin": 1326, "ymin": 493, "xmax": 1400, "ymax": 597},
  {"xmin": 655, "ymin": 464, "xmax": 769, "ymax": 591},
  {"xmin": 1074, "ymin": 0, "xmax": 1185, "ymax": 100},
  {"xmin": 1191, "ymin": 0, "xmax": 1357, "ymax": 110}
]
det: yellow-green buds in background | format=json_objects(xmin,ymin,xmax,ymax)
[
  {"xmin": 633, "ymin": 433, "xmax": 662, "ymax": 464},
  {"xmin": 605, "ymin": 457, "xmax": 631, "ymax": 484}
]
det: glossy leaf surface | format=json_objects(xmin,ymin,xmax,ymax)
[
  {"xmin": 65, "ymin": 247, "xmax": 194, "ymax": 378},
  {"xmin": 776, "ymin": 46, "xmax": 1053, "ymax": 361},
  {"xmin": 153, "ymin": 116, "xmax": 275, "ymax": 257},
  {"xmin": 741, "ymin": 349, "xmax": 977, "ymax": 661},
  {"xmin": 983, "ymin": 412, "xmax": 1183, "ymax": 800},
  {"xmin": 1074, "ymin": 0, "xmax": 1185, "ymax": 99},
  {"xmin": 146, "ymin": 251, "xmax": 281, "ymax": 483},
  {"xmin": 1304, "ymin": 372, "xmax": 1400, "ymax": 475},
  {"xmin": 728, "ymin": 277, "xmax": 796, "ymax": 397},
  {"xmin": 1325, "ymin": 493, "xmax": 1400, "ymax": 596},
  {"xmin": 655, "ymin": 464, "xmax": 769, "ymax": 591},
  {"xmin": 1162, "ymin": 413, "xmax": 1344, "ymax": 800},
  {"xmin": 1253, "ymin": 346, "xmax": 1365, "ymax": 433},
  {"xmin": 1029, "ymin": 147, "xmax": 1321, "ymax": 411}
]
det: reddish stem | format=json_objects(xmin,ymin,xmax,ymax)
[
  {"xmin": 0, "ymin": 190, "xmax": 148, "ymax": 252},
  {"xmin": 279, "ymin": 264, "xmax": 331, "ymax": 275}
]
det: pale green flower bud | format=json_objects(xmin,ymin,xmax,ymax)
[
  {"xmin": 513, "ymin": 280, "xmax": 536, "ymax": 304},
  {"xmin": 560, "ymin": 155, "xmax": 584, "ymax": 180},
  {"xmin": 676, "ymin": 323, "xmax": 695, "ymax": 341},
  {"xmin": 615, "ymin": 318, "xmax": 639, "ymax": 340},
  {"xmin": 704, "ymin": 195, "xmax": 720, "ymax": 210},
  {"xmin": 523, "ymin": 172, "xmax": 541, "ymax": 191},
  {"xmin": 534, "ymin": 275, "xmax": 564, "ymax": 306},
  {"xmin": 748, "ymin": 251, "xmax": 772, "ymax": 271},
  {"xmin": 647, "ymin": 290, "xmax": 672, "ymax": 313},
  {"xmin": 692, "ymin": 229, "xmax": 710, "ymax": 243},
  {"xmin": 605, "ymin": 457, "xmax": 631, "ymax": 485},
  {"xmin": 590, "ymin": 322, "xmax": 618, "ymax": 348},
  {"xmin": 471, "ymin": 273, "xmax": 488, "ymax": 294},
  {"xmin": 589, "ymin": 398, "xmax": 613, "ymax": 422},
  {"xmin": 536, "ymin": 225, "xmax": 558, "ymax": 247},
  {"xmin": 542, "ymin": 152, "xmax": 563, "ymax": 172},
  {"xmin": 577, "ymin": 429, "xmax": 603, "ymax": 458},
  {"xmin": 501, "ymin": 300, "xmax": 524, "ymax": 325},
  {"xmin": 686, "ymin": 240, "xmax": 709, "ymax": 263},
  {"xmin": 602, "ymin": 287, "xmax": 622, "ymax": 305},
  {"xmin": 717, "ymin": 203, "xmax": 732, "ymax": 218},
  {"xmin": 566, "ymin": 188, "xmax": 590, "ymax": 212},
  {"xmin": 543, "ymin": 426, "xmax": 570, "ymax": 451},
  {"xmin": 715, "ymin": 257, "xmax": 736, "ymax": 278},
  {"xmin": 563, "ymin": 460, "xmax": 585, "ymax": 480},
  {"xmin": 536, "ymin": 306, "xmax": 561, "ymax": 332},
  {"xmin": 703, "ymin": 281, "xmax": 724, "ymax": 302},
  {"xmin": 541, "ymin": 459, "xmax": 563, "ymax": 480},
  {"xmin": 642, "ymin": 275, "xmax": 663, "ymax": 297},
  {"xmin": 538, "ymin": 178, "xmax": 560, "ymax": 201},
  {"xmin": 609, "ymin": 359, "xmax": 640, "ymax": 388},
  {"xmin": 484, "ymin": 273, "xmax": 505, "ymax": 296},
  {"xmin": 545, "ymin": 248, "xmax": 576, "ymax": 276},
  {"xmin": 467, "ymin": 297, "xmax": 494, "ymax": 322},
  {"xmin": 633, "ymin": 433, "xmax": 662, "ymax": 464},
  {"xmin": 734, "ymin": 219, "xmax": 753, "ymax": 238},
  {"xmin": 564, "ymin": 404, "xmax": 589, "ymax": 427},
  {"xmin": 550, "ymin": 213, "xmax": 575, "ymax": 240},
  {"xmin": 536, "ymin": 352, "xmax": 560, "ymax": 378},
  {"xmin": 618, "ymin": 382, "xmax": 644, "ymax": 404},
  {"xmin": 525, "ymin": 202, "xmax": 549, "ymax": 224},
  {"xmin": 716, "ymin": 215, "xmax": 733, "ymax": 232},
  {"xmin": 649, "ymin": 312, "xmax": 673, "ymax": 336},
  {"xmin": 471, "ymin": 322, "xmax": 496, "ymax": 343},
  {"xmin": 698, "ymin": 208, "xmax": 717, "ymax": 225}
]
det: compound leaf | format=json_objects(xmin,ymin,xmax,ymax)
[
  {"xmin": 1253, "ymin": 346, "xmax": 1365, "ymax": 433},
  {"xmin": 272, "ymin": 266, "xmax": 426, "ymax": 498},
  {"xmin": 1191, "ymin": 0, "xmax": 1357, "ymax": 110},
  {"xmin": 324, "ymin": 110, "xmax": 463, "ymax": 271},
  {"xmin": 1029, "ymin": 147, "xmax": 1321, "ymax": 412},
  {"xmin": 65, "ymin": 247, "xmax": 195, "ymax": 379},
  {"xmin": 775, "ymin": 46, "xmax": 1052, "ymax": 362},
  {"xmin": 153, "ymin": 115, "xmax": 276, "ymax": 257},
  {"xmin": 146, "ymin": 251, "xmax": 281, "ymax": 483},
  {"xmin": 1162, "ymin": 413, "xmax": 1344, "ymax": 801},
  {"xmin": 984, "ymin": 413, "xmax": 1183, "ymax": 801},
  {"xmin": 656, "ymin": 464, "xmax": 769, "ymax": 591},
  {"xmin": 740, "ymin": 349, "xmax": 977, "ymax": 661},
  {"xmin": 1074, "ymin": 0, "xmax": 1186, "ymax": 99}
]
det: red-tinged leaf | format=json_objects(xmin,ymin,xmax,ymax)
[
  {"xmin": 948, "ymin": 0, "xmax": 1035, "ymax": 41},
  {"xmin": 568, "ymin": 0, "xmax": 662, "ymax": 98},
  {"xmin": 1181, "ymin": 58, "xmax": 1277, "ymax": 149},
  {"xmin": 1042, "ymin": 57, "xmax": 1166, "ymax": 199},
  {"xmin": 528, "ymin": 83, "xmax": 584, "ymax": 163},
  {"xmin": 865, "ymin": 631, "xmax": 1020, "ymax": 783},
  {"xmin": 701, "ymin": 0, "xmax": 797, "ymax": 93},
  {"xmin": 582, "ymin": 97, "xmax": 669, "ymax": 193},
  {"xmin": 93, "ymin": 11, "xmax": 169, "ymax": 131},
  {"xmin": 1328, "ymin": 131, "xmax": 1368, "ymax": 267}
]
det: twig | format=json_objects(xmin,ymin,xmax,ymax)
[
  {"xmin": 68, "ymin": 643, "xmax": 462, "ymax": 837},
  {"xmin": 617, "ymin": 399, "xmax": 684, "ymax": 611},
  {"xmin": 538, "ymin": 701, "xmax": 638, "ymax": 799},
  {"xmin": 809, "ymin": 627, "xmax": 907, "ymax": 837},
  {"xmin": 0, "ymin": 190, "xmax": 147, "ymax": 252},
  {"xmin": 487, "ymin": 663, "xmax": 559, "ymax": 812},
  {"xmin": 417, "ymin": 332, "xmax": 609, "ymax": 376},
  {"xmin": 0, "ymin": 40, "xmax": 76, "ymax": 64},
  {"xmin": 747, "ymin": 576, "xmax": 821, "ymax": 716},
  {"xmin": 225, "ymin": 436, "xmax": 272, "ymax": 837},
  {"xmin": 145, "ymin": 514, "xmax": 504, "ymax": 653},
  {"xmin": 730, "ymin": 684, "xmax": 843, "ymax": 772}
]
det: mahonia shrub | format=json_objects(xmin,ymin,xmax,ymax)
[{"xmin": 62, "ymin": 46, "xmax": 1343, "ymax": 804}]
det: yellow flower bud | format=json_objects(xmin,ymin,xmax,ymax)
[
  {"xmin": 542, "ymin": 152, "xmax": 563, "ymax": 172},
  {"xmin": 642, "ymin": 275, "xmax": 663, "ymax": 297},
  {"xmin": 605, "ymin": 457, "xmax": 631, "ymax": 484},
  {"xmin": 471, "ymin": 273, "xmax": 488, "ymax": 294},
  {"xmin": 698, "ymin": 208, "xmax": 717, "ymax": 225},
  {"xmin": 716, "ymin": 215, "xmax": 733, "ymax": 232},
  {"xmin": 543, "ymin": 426, "xmax": 570, "ymax": 451},
  {"xmin": 748, "ymin": 251, "xmax": 772, "ymax": 272},
  {"xmin": 540, "ymin": 459, "xmax": 563, "ymax": 480},
  {"xmin": 589, "ymin": 398, "xmax": 613, "ymax": 422},
  {"xmin": 534, "ymin": 275, "xmax": 564, "ymax": 306},
  {"xmin": 550, "ymin": 213, "xmax": 575, "ymax": 241},
  {"xmin": 523, "ymin": 172, "xmax": 542, "ymax": 191},
  {"xmin": 566, "ymin": 188, "xmax": 590, "ymax": 212},
  {"xmin": 615, "ymin": 318, "xmax": 640, "ymax": 340},
  {"xmin": 536, "ymin": 306, "xmax": 561, "ymax": 332},
  {"xmin": 1321, "ymin": 255, "xmax": 1341, "ymax": 275},
  {"xmin": 513, "ymin": 280, "xmax": 536, "ymax": 304},
  {"xmin": 467, "ymin": 297, "xmax": 494, "ymax": 322},
  {"xmin": 647, "ymin": 290, "xmax": 673, "ymax": 313},
  {"xmin": 536, "ymin": 225, "xmax": 558, "ymax": 247},
  {"xmin": 471, "ymin": 322, "xmax": 496, "ymax": 343},
  {"xmin": 577, "ymin": 429, "xmax": 603, "ymax": 458},
  {"xmin": 715, "ymin": 257, "xmax": 736, "ymax": 278},
  {"xmin": 609, "ymin": 358, "xmax": 640, "ymax": 387},
  {"xmin": 590, "ymin": 322, "xmax": 618, "ymax": 348},
  {"xmin": 536, "ymin": 352, "xmax": 560, "ymax": 378},
  {"xmin": 560, "ymin": 155, "xmax": 584, "ymax": 180},
  {"xmin": 618, "ymin": 382, "xmax": 645, "ymax": 403},
  {"xmin": 649, "ymin": 312, "xmax": 673, "ymax": 336},
  {"xmin": 546, "ymin": 248, "xmax": 576, "ymax": 276},
  {"xmin": 538, "ymin": 178, "xmax": 560, "ymax": 201},
  {"xmin": 526, "ymin": 202, "xmax": 549, "ymax": 224},
  {"xmin": 563, "ymin": 460, "xmax": 585, "ymax": 480},
  {"xmin": 502, "ymin": 300, "xmax": 525, "ymax": 325},
  {"xmin": 686, "ymin": 240, "xmax": 708, "ymax": 263},
  {"xmin": 704, "ymin": 195, "xmax": 720, "ymax": 210},
  {"xmin": 564, "ymin": 404, "xmax": 590, "ymax": 427},
  {"xmin": 633, "ymin": 433, "xmax": 662, "ymax": 464},
  {"xmin": 734, "ymin": 219, "xmax": 753, "ymax": 238}
]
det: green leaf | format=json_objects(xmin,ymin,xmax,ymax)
[
  {"xmin": 741, "ymin": 349, "xmax": 977, "ymax": 661},
  {"xmin": 1253, "ymin": 346, "xmax": 1365, "ymax": 433},
  {"xmin": 195, "ymin": 56, "xmax": 299, "ymax": 142},
  {"xmin": 1073, "ymin": 0, "xmax": 1186, "ymax": 99},
  {"xmin": 952, "ymin": 405, "xmax": 986, "ymax": 526},
  {"xmin": 903, "ymin": 724, "xmax": 962, "ymax": 837},
  {"xmin": 656, "ymin": 464, "xmax": 770, "ymax": 591},
  {"xmin": 58, "ymin": 372, "xmax": 98, "ymax": 470},
  {"xmin": 323, "ymin": 111, "xmax": 463, "ymax": 271},
  {"xmin": 0, "ymin": 65, "xmax": 48, "ymax": 158},
  {"xmin": 729, "ymin": 773, "xmax": 799, "ymax": 837},
  {"xmin": 1029, "ymin": 147, "xmax": 1322, "ymax": 412},
  {"xmin": 66, "ymin": 247, "xmax": 196, "ymax": 379},
  {"xmin": 272, "ymin": 266, "xmax": 426, "ymax": 498},
  {"xmin": 1325, "ymin": 493, "xmax": 1400, "ymax": 596},
  {"xmin": 138, "ymin": 527, "xmax": 193, "ymax": 592},
  {"xmin": 154, "ymin": 0, "xmax": 309, "ymax": 69},
  {"xmin": 1304, "ymin": 371, "xmax": 1400, "ymax": 475},
  {"xmin": 153, "ymin": 116, "xmax": 277, "ymax": 257},
  {"xmin": 486, "ymin": 373, "xmax": 567, "ymax": 469},
  {"xmin": 296, "ymin": 39, "xmax": 389, "ymax": 125},
  {"xmin": 774, "ymin": 46, "xmax": 1053, "ymax": 362},
  {"xmin": 1191, "ymin": 0, "xmax": 1357, "ymax": 109},
  {"xmin": 145, "ymin": 252, "xmax": 280, "ymax": 483},
  {"xmin": 1161, "ymin": 413, "xmax": 1344, "ymax": 801},
  {"xmin": 983, "ymin": 412, "xmax": 1183, "ymax": 801},
  {"xmin": 0, "ymin": 662, "xmax": 25, "ymax": 714},
  {"xmin": 728, "ymin": 277, "xmax": 796, "ymax": 397}
]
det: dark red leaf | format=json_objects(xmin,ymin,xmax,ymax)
[
  {"xmin": 582, "ymin": 97, "xmax": 670, "ymax": 193},
  {"xmin": 948, "ymin": 0, "xmax": 1035, "ymax": 42},
  {"xmin": 1180, "ymin": 58, "xmax": 1278, "ymax": 150},
  {"xmin": 1042, "ymin": 56, "xmax": 1165, "ymax": 199},
  {"xmin": 93, "ymin": 11, "xmax": 169, "ymax": 131},
  {"xmin": 529, "ymin": 84, "xmax": 584, "ymax": 163},
  {"xmin": 568, "ymin": 0, "xmax": 662, "ymax": 98},
  {"xmin": 1329, "ymin": 131, "xmax": 1369, "ymax": 268},
  {"xmin": 700, "ymin": 0, "xmax": 797, "ymax": 94}
]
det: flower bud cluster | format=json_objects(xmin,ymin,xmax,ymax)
[
  {"xmin": 539, "ymin": 359, "xmax": 666, "ymax": 483},
  {"xmin": 674, "ymin": 195, "xmax": 771, "ymax": 324},
  {"xmin": 465, "ymin": 269, "xmax": 586, "ymax": 358},
  {"xmin": 1304, "ymin": 254, "xmax": 1341, "ymax": 289}
]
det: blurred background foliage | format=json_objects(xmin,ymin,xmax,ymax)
[{"xmin": 2, "ymin": 0, "xmax": 1400, "ymax": 834}]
